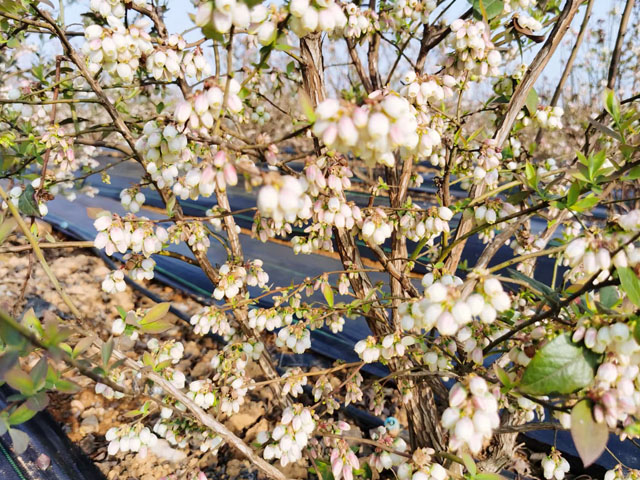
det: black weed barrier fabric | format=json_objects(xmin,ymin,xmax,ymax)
[
  {"xmin": 33, "ymin": 162, "xmax": 639, "ymax": 472},
  {"xmin": 0, "ymin": 387, "xmax": 106, "ymax": 480}
]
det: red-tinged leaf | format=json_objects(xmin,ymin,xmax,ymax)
[
  {"xmin": 72, "ymin": 335, "xmax": 95, "ymax": 359},
  {"xmin": 5, "ymin": 368, "xmax": 35, "ymax": 396},
  {"xmin": 26, "ymin": 391, "xmax": 49, "ymax": 412},
  {"xmin": 571, "ymin": 400, "xmax": 609, "ymax": 467},
  {"xmin": 101, "ymin": 338, "xmax": 114, "ymax": 370},
  {"xmin": 30, "ymin": 356, "xmax": 48, "ymax": 390}
]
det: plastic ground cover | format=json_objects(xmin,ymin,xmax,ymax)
[
  {"xmin": 0, "ymin": 386, "xmax": 106, "ymax": 480},
  {"xmin": 34, "ymin": 161, "xmax": 638, "ymax": 471}
]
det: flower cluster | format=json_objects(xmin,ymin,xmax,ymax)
[
  {"xmin": 388, "ymin": 0, "xmax": 436, "ymax": 29},
  {"xmin": 572, "ymin": 320, "xmax": 640, "ymax": 427},
  {"xmin": 541, "ymin": 450, "xmax": 570, "ymax": 480},
  {"xmin": 441, "ymin": 376, "xmax": 500, "ymax": 453},
  {"xmin": 188, "ymin": 379, "xmax": 217, "ymax": 410},
  {"xmin": 175, "ymin": 151, "xmax": 238, "ymax": 200},
  {"xmin": 148, "ymin": 339, "xmax": 184, "ymax": 365},
  {"xmin": 276, "ymin": 323, "xmax": 312, "ymax": 354},
  {"xmin": 214, "ymin": 262, "xmax": 247, "ymax": 300},
  {"xmin": 399, "ymin": 204, "xmax": 453, "ymax": 244},
  {"xmin": 90, "ymin": 0, "xmax": 147, "ymax": 19},
  {"xmin": 146, "ymin": 35, "xmax": 210, "ymax": 81},
  {"xmin": 94, "ymin": 212, "xmax": 167, "ymax": 257},
  {"xmin": 135, "ymin": 121, "xmax": 191, "ymax": 189},
  {"xmin": 341, "ymin": 3, "xmax": 377, "ymax": 39},
  {"xmin": 168, "ymin": 221, "xmax": 211, "ymax": 252},
  {"xmin": 103, "ymin": 269, "xmax": 127, "ymax": 293},
  {"xmin": 329, "ymin": 439, "xmax": 360, "ymax": 480},
  {"xmin": 368, "ymin": 424, "xmax": 408, "ymax": 471},
  {"xmin": 263, "ymin": 405, "xmax": 315, "ymax": 466},
  {"xmin": 257, "ymin": 175, "xmax": 312, "ymax": 227},
  {"xmin": 604, "ymin": 466, "xmax": 640, "ymax": 480},
  {"xmin": 446, "ymin": 20, "xmax": 501, "ymax": 78},
  {"xmin": 195, "ymin": 0, "xmax": 265, "ymax": 34},
  {"xmin": 563, "ymin": 237, "xmax": 615, "ymax": 283},
  {"xmin": 174, "ymin": 80, "xmax": 243, "ymax": 131},
  {"xmin": 191, "ymin": 306, "xmax": 234, "ymax": 336},
  {"xmin": 516, "ymin": 13, "xmax": 543, "ymax": 32},
  {"xmin": 281, "ymin": 368, "xmax": 307, "ymax": 397},
  {"xmin": 313, "ymin": 93, "xmax": 422, "ymax": 168},
  {"xmin": 95, "ymin": 370, "xmax": 126, "ymax": 400},
  {"xmin": 120, "ymin": 188, "xmax": 146, "ymax": 213},
  {"xmin": 399, "ymin": 275, "xmax": 510, "ymax": 336},
  {"xmin": 82, "ymin": 19, "xmax": 153, "ymax": 83},
  {"xmin": 105, "ymin": 425, "xmax": 158, "ymax": 457},
  {"xmin": 470, "ymin": 139, "xmax": 503, "ymax": 189},
  {"xmin": 354, "ymin": 334, "xmax": 415, "ymax": 363},
  {"xmin": 288, "ymin": 0, "xmax": 347, "ymax": 37},
  {"xmin": 248, "ymin": 308, "xmax": 292, "ymax": 332},
  {"xmin": 361, "ymin": 208, "xmax": 394, "ymax": 245},
  {"xmin": 534, "ymin": 106, "xmax": 564, "ymax": 129}
]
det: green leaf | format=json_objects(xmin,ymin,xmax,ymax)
[
  {"xmin": 18, "ymin": 185, "xmax": 41, "ymax": 217},
  {"xmin": 524, "ymin": 161, "xmax": 538, "ymax": 189},
  {"xmin": 8, "ymin": 428, "xmax": 29, "ymax": 454},
  {"xmin": 101, "ymin": 338, "xmax": 114, "ymax": 370},
  {"xmin": 494, "ymin": 364, "xmax": 513, "ymax": 389},
  {"xmin": 571, "ymin": 400, "xmax": 608, "ymax": 467},
  {"xmin": 624, "ymin": 165, "xmax": 640, "ymax": 180},
  {"xmin": 508, "ymin": 269, "xmax": 555, "ymax": 299},
  {"xmin": 30, "ymin": 356, "xmax": 47, "ymax": 391},
  {"xmin": 519, "ymin": 334, "xmax": 599, "ymax": 396},
  {"xmin": 140, "ymin": 320, "xmax": 173, "ymax": 334},
  {"xmin": 8, "ymin": 403, "xmax": 36, "ymax": 426},
  {"xmin": 308, "ymin": 459, "xmax": 334, "ymax": 480},
  {"xmin": 469, "ymin": 0, "xmax": 504, "ymax": 20},
  {"xmin": 5, "ymin": 368, "xmax": 35, "ymax": 396},
  {"xmin": 570, "ymin": 194, "xmax": 599, "ymax": 212},
  {"xmin": 140, "ymin": 303, "xmax": 171, "ymax": 325},
  {"xmin": 604, "ymin": 89, "xmax": 621, "ymax": 125},
  {"xmin": 475, "ymin": 474, "xmax": 507, "ymax": 480},
  {"xmin": 54, "ymin": 378, "xmax": 80, "ymax": 393},
  {"xmin": 116, "ymin": 306, "xmax": 127, "ymax": 320},
  {"xmin": 566, "ymin": 182, "xmax": 580, "ymax": 207},
  {"xmin": 0, "ymin": 217, "xmax": 16, "ymax": 244},
  {"xmin": 300, "ymin": 91, "xmax": 316, "ymax": 123},
  {"xmin": 599, "ymin": 286, "xmax": 619, "ymax": 309},
  {"xmin": 462, "ymin": 452, "xmax": 476, "ymax": 475},
  {"xmin": 525, "ymin": 88, "xmax": 539, "ymax": 116},
  {"xmin": 618, "ymin": 267, "xmax": 640, "ymax": 307},
  {"xmin": 25, "ymin": 391, "xmax": 48, "ymax": 412},
  {"xmin": 588, "ymin": 150, "xmax": 607, "ymax": 180},
  {"xmin": 322, "ymin": 283, "xmax": 334, "ymax": 308},
  {"xmin": 72, "ymin": 335, "xmax": 95, "ymax": 359}
]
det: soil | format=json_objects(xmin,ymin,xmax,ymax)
[
  {"xmin": 0, "ymin": 228, "xmax": 556, "ymax": 480},
  {"xmin": 0, "ymin": 227, "xmax": 379, "ymax": 480}
]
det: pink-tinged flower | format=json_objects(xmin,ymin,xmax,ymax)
[
  {"xmin": 449, "ymin": 383, "xmax": 467, "ymax": 407},
  {"xmin": 174, "ymin": 100, "xmax": 192, "ymax": 124}
]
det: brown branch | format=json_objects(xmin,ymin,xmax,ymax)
[
  {"xmin": 607, "ymin": 0, "xmax": 635, "ymax": 90},
  {"xmin": 444, "ymin": 0, "xmax": 582, "ymax": 273}
]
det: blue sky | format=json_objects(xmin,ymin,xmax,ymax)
[{"xmin": 53, "ymin": 0, "xmax": 624, "ymax": 98}]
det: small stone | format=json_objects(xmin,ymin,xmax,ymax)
[{"xmin": 36, "ymin": 453, "xmax": 50, "ymax": 470}]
